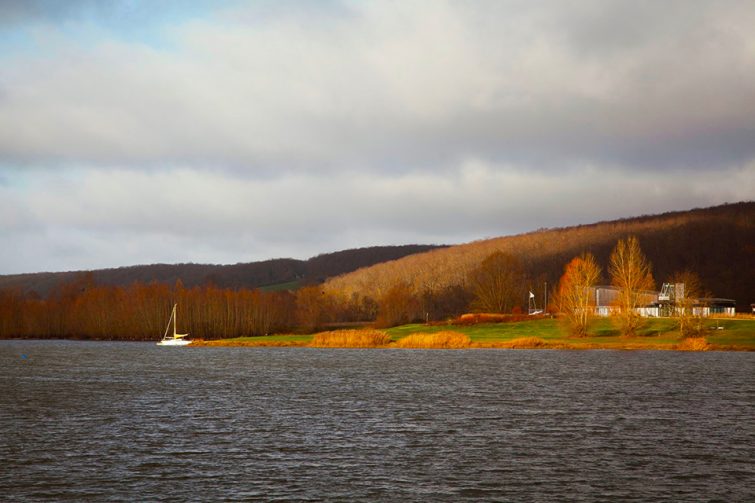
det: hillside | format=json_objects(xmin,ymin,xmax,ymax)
[
  {"xmin": 0, "ymin": 245, "xmax": 443, "ymax": 297},
  {"xmin": 324, "ymin": 202, "xmax": 755, "ymax": 311}
]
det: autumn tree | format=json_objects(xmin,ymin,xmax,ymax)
[
  {"xmin": 375, "ymin": 283, "xmax": 421, "ymax": 328},
  {"xmin": 557, "ymin": 253, "xmax": 601, "ymax": 337},
  {"xmin": 295, "ymin": 286, "xmax": 333, "ymax": 332},
  {"xmin": 609, "ymin": 236, "xmax": 655, "ymax": 336},
  {"xmin": 468, "ymin": 251, "xmax": 526, "ymax": 313}
]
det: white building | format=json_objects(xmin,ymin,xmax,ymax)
[{"xmin": 588, "ymin": 285, "xmax": 735, "ymax": 318}]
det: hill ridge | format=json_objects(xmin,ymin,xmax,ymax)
[
  {"xmin": 324, "ymin": 202, "xmax": 754, "ymax": 311},
  {"xmin": 0, "ymin": 244, "xmax": 444, "ymax": 297}
]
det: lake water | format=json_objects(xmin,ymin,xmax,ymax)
[{"xmin": 1, "ymin": 341, "xmax": 753, "ymax": 502}]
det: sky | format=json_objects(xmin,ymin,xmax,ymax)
[{"xmin": 1, "ymin": 0, "xmax": 754, "ymax": 274}]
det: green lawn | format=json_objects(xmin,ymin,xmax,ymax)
[
  {"xmin": 198, "ymin": 317, "xmax": 755, "ymax": 350},
  {"xmin": 386, "ymin": 317, "xmax": 755, "ymax": 349}
]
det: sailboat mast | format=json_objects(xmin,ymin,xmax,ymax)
[{"xmin": 173, "ymin": 304, "xmax": 177, "ymax": 338}]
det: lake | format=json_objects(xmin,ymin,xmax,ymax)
[{"xmin": 1, "ymin": 341, "xmax": 753, "ymax": 501}]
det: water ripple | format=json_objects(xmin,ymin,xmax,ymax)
[{"xmin": 1, "ymin": 342, "xmax": 753, "ymax": 501}]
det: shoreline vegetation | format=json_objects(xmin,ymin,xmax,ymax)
[{"xmin": 189, "ymin": 317, "xmax": 755, "ymax": 351}]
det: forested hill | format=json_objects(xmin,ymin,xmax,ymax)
[
  {"xmin": 0, "ymin": 245, "xmax": 444, "ymax": 297},
  {"xmin": 325, "ymin": 202, "xmax": 755, "ymax": 311}
]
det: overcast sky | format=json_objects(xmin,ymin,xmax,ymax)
[{"xmin": 1, "ymin": 0, "xmax": 754, "ymax": 274}]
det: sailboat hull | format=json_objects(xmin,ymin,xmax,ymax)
[
  {"xmin": 158, "ymin": 303, "xmax": 190, "ymax": 346},
  {"xmin": 157, "ymin": 338, "xmax": 191, "ymax": 346}
]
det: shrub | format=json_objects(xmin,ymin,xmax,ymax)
[
  {"xmin": 394, "ymin": 331, "xmax": 471, "ymax": 349},
  {"xmin": 309, "ymin": 329, "xmax": 392, "ymax": 348},
  {"xmin": 674, "ymin": 337, "xmax": 711, "ymax": 351}
]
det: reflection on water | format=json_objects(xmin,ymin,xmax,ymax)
[{"xmin": 1, "ymin": 341, "xmax": 753, "ymax": 501}]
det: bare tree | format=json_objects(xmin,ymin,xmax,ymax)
[
  {"xmin": 468, "ymin": 251, "xmax": 526, "ymax": 313},
  {"xmin": 557, "ymin": 253, "xmax": 601, "ymax": 336},
  {"xmin": 667, "ymin": 271, "xmax": 707, "ymax": 338},
  {"xmin": 609, "ymin": 236, "xmax": 655, "ymax": 336}
]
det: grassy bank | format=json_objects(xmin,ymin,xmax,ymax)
[
  {"xmin": 193, "ymin": 317, "xmax": 755, "ymax": 350},
  {"xmin": 388, "ymin": 318, "xmax": 755, "ymax": 350}
]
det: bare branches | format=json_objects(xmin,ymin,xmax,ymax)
[{"xmin": 609, "ymin": 236, "xmax": 655, "ymax": 336}]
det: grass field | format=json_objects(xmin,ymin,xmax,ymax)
[
  {"xmin": 388, "ymin": 318, "xmax": 755, "ymax": 350},
  {"xmin": 194, "ymin": 317, "xmax": 755, "ymax": 350}
]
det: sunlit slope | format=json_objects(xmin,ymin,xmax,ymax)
[{"xmin": 324, "ymin": 202, "xmax": 754, "ymax": 311}]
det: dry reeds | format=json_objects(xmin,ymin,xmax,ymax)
[
  {"xmin": 500, "ymin": 337, "xmax": 550, "ymax": 349},
  {"xmin": 309, "ymin": 329, "xmax": 392, "ymax": 348},
  {"xmin": 394, "ymin": 331, "xmax": 471, "ymax": 349},
  {"xmin": 674, "ymin": 337, "xmax": 711, "ymax": 351}
]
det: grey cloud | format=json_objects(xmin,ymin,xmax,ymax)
[
  {"xmin": 0, "ymin": 1, "xmax": 753, "ymax": 175},
  {"xmin": 1, "ymin": 161, "xmax": 751, "ymax": 273},
  {"xmin": 0, "ymin": 0, "xmax": 113, "ymax": 26}
]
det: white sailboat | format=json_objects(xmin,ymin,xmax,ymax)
[{"xmin": 157, "ymin": 304, "xmax": 191, "ymax": 346}]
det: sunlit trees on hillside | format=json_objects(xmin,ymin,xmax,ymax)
[
  {"xmin": 420, "ymin": 285, "xmax": 473, "ymax": 322},
  {"xmin": 375, "ymin": 283, "xmax": 421, "ymax": 327},
  {"xmin": 323, "ymin": 203, "xmax": 753, "ymax": 315},
  {"xmin": 468, "ymin": 251, "xmax": 526, "ymax": 313},
  {"xmin": 556, "ymin": 253, "xmax": 601, "ymax": 336},
  {"xmin": 609, "ymin": 236, "xmax": 655, "ymax": 336},
  {"xmin": 295, "ymin": 285, "xmax": 335, "ymax": 332}
]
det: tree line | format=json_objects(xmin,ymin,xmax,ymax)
[
  {"xmin": 1, "ymin": 201, "xmax": 748, "ymax": 341},
  {"xmin": 0, "ymin": 234, "xmax": 694, "ymax": 340}
]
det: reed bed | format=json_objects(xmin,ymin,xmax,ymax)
[
  {"xmin": 674, "ymin": 337, "xmax": 711, "ymax": 351},
  {"xmin": 394, "ymin": 331, "xmax": 471, "ymax": 349},
  {"xmin": 309, "ymin": 329, "xmax": 392, "ymax": 348},
  {"xmin": 498, "ymin": 337, "xmax": 551, "ymax": 349}
]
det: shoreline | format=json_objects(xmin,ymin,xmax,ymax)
[
  {"xmin": 189, "ymin": 339, "xmax": 755, "ymax": 352},
  {"xmin": 4, "ymin": 318, "xmax": 754, "ymax": 351},
  {"xmin": 1, "ymin": 337, "xmax": 752, "ymax": 351}
]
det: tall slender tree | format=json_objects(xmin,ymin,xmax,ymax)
[
  {"xmin": 557, "ymin": 253, "xmax": 601, "ymax": 336},
  {"xmin": 609, "ymin": 236, "xmax": 655, "ymax": 336}
]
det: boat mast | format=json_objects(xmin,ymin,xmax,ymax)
[{"xmin": 162, "ymin": 304, "xmax": 176, "ymax": 341}]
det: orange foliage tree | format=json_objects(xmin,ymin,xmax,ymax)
[
  {"xmin": 375, "ymin": 283, "xmax": 421, "ymax": 328},
  {"xmin": 556, "ymin": 253, "xmax": 601, "ymax": 336}
]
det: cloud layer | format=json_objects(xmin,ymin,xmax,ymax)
[{"xmin": 1, "ymin": 1, "xmax": 754, "ymax": 273}]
